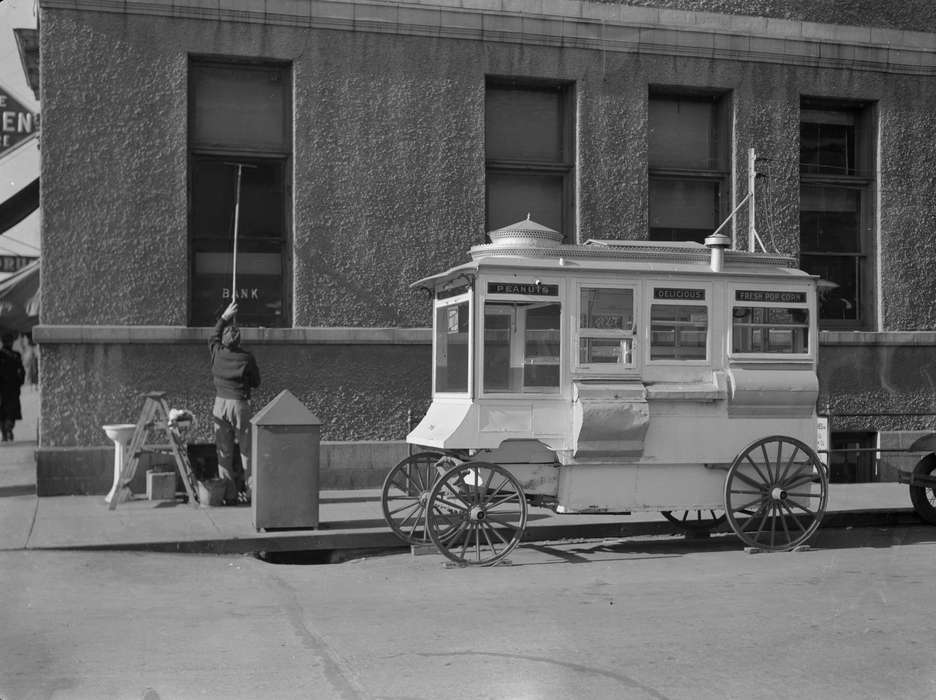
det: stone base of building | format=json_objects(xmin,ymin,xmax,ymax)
[{"xmin": 36, "ymin": 440, "xmax": 412, "ymax": 496}]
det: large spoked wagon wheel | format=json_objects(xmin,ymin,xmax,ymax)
[
  {"xmin": 908, "ymin": 454, "xmax": 936, "ymax": 526},
  {"xmin": 381, "ymin": 452, "xmax": 450, "ymax": 544},
  {"xmin": 724, "ymin": 436, "xmax": 829, "ymax": 551},
  {"xmin": 425, "ymin": 461, "xmax": 528, "ymax": 566},
  {"xmin": 661, "ymin": 509, "xmax": 727, "ymax": 533}
]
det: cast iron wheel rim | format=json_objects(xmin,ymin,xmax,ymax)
[
  {"xmin": 661, "ymin": 509, "xmax": 727, "ymax": 532},
  {"xmin": 909, "ymin": 455, "xmax": 936, "ymax": 526},
  {"xmin": 425, "ymin": 461, "xmax": 528, "ymax": 566},
  {"xmin": 724, "ymin": 435, "xmax": 829, "ymax": 551},
  {"xmin": 380, "ymin": 452, "xmax": 447, "ymax": 544}
]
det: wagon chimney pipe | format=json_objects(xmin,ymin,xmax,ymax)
[{"xmin": 704, "ymin": 232, "xmax": 731, "ymax": 272}]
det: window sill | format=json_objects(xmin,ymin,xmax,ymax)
[{"xmin": 32, "ymin": 325, "xmax": 433, "ymax": 345}]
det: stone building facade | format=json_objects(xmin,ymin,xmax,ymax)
[{"xmin": 35, "ymin": 0, "xmax": 936, "ymax": 492}]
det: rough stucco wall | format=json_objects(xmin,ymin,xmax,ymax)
[
  {"xmin": 609, "ymin": 0, "xmax": 936, "ymax": 32},
  {"xmin": 41, "ymin": 13, "xmax": 188, "ymax": 325},
  {"xmin": 40, "ymin": 344, "xmax": 430, "ymax": 447},
  {"xmin": 819, "ymin": 345, "xmax": 936, "ymax": 432},
  {"xmin": 294, "ymin": 33, "xmax": 484, "ymax": 327}
]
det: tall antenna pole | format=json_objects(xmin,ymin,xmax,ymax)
[
  {"xmin": 748, "ymin": 147, "xmax": 757, "ymax": 252},
  {"xmin": 231, "ymin": 163, "xmax": 243, "ymax": 304}
]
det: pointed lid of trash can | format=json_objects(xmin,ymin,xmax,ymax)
[{"xmin": 251, "ymin": 390, "xmax": 321, "ymax": 426}]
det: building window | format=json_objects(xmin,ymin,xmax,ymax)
[
  {"xmin": 799, "ymin": 99, "xmax": 874, "ymax": 328},
  {"xmin": 649, "ymin": 89, "xmax": 730, "ymax": 243},
  {"xmin": 189, "ymin": 59, "xmax": 291, "ymax": 327},
  {"xmin": 485, "ymin": 79, "xmax": 574, "ymax": 236}
]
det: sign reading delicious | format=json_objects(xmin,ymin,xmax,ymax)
[
  {"xmin": 0, "ymin": 87, "xmax": 39, "ymax": 156},
  {"xmin": 488, "ymin": 282, "xmax": 559, "ymax": 296},
  {"xmin": 654, "ymin": 287, "xmax": 705, "ymax": 301}
]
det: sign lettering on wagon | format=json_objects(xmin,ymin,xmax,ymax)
[
  {"xmin": 654, "ymin": 287, "xmax": 705, "ymax": 301},
  {"xmin": 488, "ymin": 282, "xmax": 559, "ymax": 296},
  {"xmin": 0, "ymin": 86, "xmax": 39, "ymax": 157},
  {"xmin": 736, "ymin": 290, "xmax": 807, "ymax": 304}
]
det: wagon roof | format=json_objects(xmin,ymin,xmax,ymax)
[{"xmin": 411, "ymin": 239, "xmax": 813, "ymax": 291}]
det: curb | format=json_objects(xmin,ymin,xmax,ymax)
[{"xmin": 25, "ymin": 507, "xmax": 926, "ymax": 556}]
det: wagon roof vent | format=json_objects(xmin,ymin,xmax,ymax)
[{"xmin": 487, "ymin": 215, "xmax": 563, "ymax": 249}]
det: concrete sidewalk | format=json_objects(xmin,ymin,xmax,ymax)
[
  {"xmin": 0, "ymin": 388, "xmax": 927, "ymax": 556},
  {"xmin": 0, "ymin": 482, "xmax": 921, "ymax": 556}
]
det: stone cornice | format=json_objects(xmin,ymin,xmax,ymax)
[
  {"xmin": 32, "ymin": 324, "xmax": 433, "ymax": 344},
  {"xmin": 39, "ymin": 0, "xmax": 936, "ymax": 76}
]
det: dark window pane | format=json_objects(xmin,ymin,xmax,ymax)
[
  {"xmin": 801, "ymin": 254, "xmax": 859, "ymax": 321},
  {"xmin": 649, "ymin": 97, "xmax": 715, "ymax": 169},
  {"xmin": 191, "ymin": 156, "xmax": 286, "ymax": 326},
  {"xmin": 486, "ymin": 171, "xmax": 564, "ymax": 233},
  {"xmin": 649, "ymin": 178, "xmax": 718, "ymax": 243},
  {"xmin": 486, "ymin": 87, "xmax": 562, "ymax": 162},
  {"xmin": 800, "ymin": 121, "xmax": 855, "ymax": 175},
  {"xmin": 800, "ymin": 186, "xmax": 860, "ymax": 252},
  {"xmin": 191, "ymin": 63, "xmax": 288, "ymax": 151}
]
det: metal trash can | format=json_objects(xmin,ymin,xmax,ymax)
[{"xmin": 251, "ymin": 390, "xmax": 321, "ymax": 531}]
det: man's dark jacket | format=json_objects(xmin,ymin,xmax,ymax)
[{"xmin": 210, "ymin": 318, "xmax": 260, "ymax": 400}]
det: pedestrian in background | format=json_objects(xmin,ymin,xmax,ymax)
[
  {"xmin": 0, "ymin": 332, "xmax": 26, "ymax": 442},
  {"xmin": 209, "ymin": 301, "xmax": 260, "ymax": 504}
]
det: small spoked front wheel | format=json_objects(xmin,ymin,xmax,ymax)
[
  {"xmin": 724, "ymin": 436, "xmax": 829, "ymax": 551},
  {"xmin": 425, "ymin": 461, "xmax": 528, "ymax": 566},
  {"xmin": 381, "ymin": 452, "xmax": 450, "ymax": 544}
]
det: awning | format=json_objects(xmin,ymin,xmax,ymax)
[
  {"xmin": 0, "ymin": 259, "xmax": 39, "ymax": 333},
  {"xmin": 0, "ymin": 178, "xmax": 39, "ymax": 235}
]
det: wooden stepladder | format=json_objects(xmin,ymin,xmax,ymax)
[{"xmin": 108, "ymin": 392, "xmax": 199, "ymax": 510}]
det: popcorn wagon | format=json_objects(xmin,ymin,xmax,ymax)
[{"xmin": 381, "ymin": 218, "xmax": 828, "ymax": 565}]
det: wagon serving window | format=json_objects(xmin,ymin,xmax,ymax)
[
  {"xmin": 577, "ymin": 287, "xmax": 635, "ymax": 368},
  {"xmin": 731, "ymin": 290, "xmax": 810, "ymax": 355},
  {"xmin": 649, "ymin": 288, "xmax": 708, "ymax": 361},
  {"xmin": 483, "ymin": 301, "xmax": 561, "ymax": 393}
]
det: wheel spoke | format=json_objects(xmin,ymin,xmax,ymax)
[
  {"xmin": 785, "ymin": 500, "xmax": 817, "ymax": 517},
  {"xmin": 386, "ymin": 498, "xmax": 420, "ymax": 516},
  {"xmin": 744, "ymin": 455, "xmax": 771, "ymax": 488},
  {"xmin": 777, "ymin": 446, "xmax": 801, "ymax": 484},
  {"xmin": 733, "ymin": 471, "xmax": 768, "ymax": 491},
  {"xmin": 440, "ymin": 481, "xmax": 471, "ymax": 508},
  {"xmin": 760, "ymin": 443, "xmax": 775, "ymax": 483},
  {"xmin": 480, "ymin": 520, "xmax": 499, "ymax": 555},
  {"xmin": 484, "ymin": 514, "xmax": 523, "ymax": 531},
  {"xmin": 779, "ymin": 500, "xmax": 808, "ymax": 533},
  {"xmin": 487, "ymin": 492, "xmax": 521, "ymax": 510},
  {"xmin": 733, "ymin": 496, "xmax": 766, "ymax": 513},
  {"xmin": 782, "ymin": 473, "xmax": 816, "ymax": 491}
]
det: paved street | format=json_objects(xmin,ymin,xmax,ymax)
[{"xmin": 2, "ymin": 524, "xmax": 936, "ymax": 700}]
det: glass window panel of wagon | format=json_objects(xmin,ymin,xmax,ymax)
[
  {"xmin": 436, "ymin": 302, "xmax": 470, "ymax": 393},
  {"xmin": 523, "ymin": 303, "xmax": 561, "ymax": 391},
  {"xmin": 732, "ymin": 307, "xmax": 809, "ymax": 354},
  {"xmin": 650, "ymin": 304, "xmax": 708, "ymax": 361},
  {"xmin": 579, "ymin": 288, "xmax": 634, "ymax": 366},
  {"xmin": 483, "ymin": 304, "xmax": 515, "ymax": 393},
  {"xmin": 189, "ymin": 59, "xmax": 291, "ymax": 327}
]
